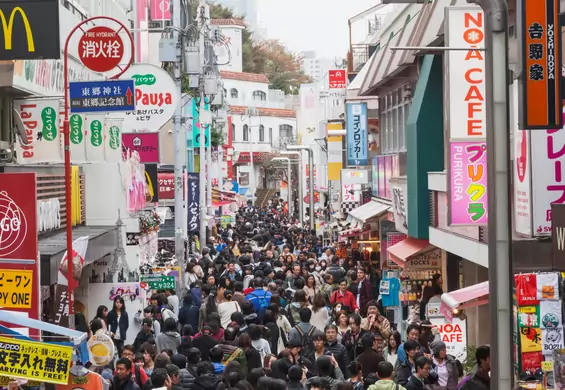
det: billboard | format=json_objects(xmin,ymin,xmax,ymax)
[
  {"xmin": 445, "ymin": 6, "xmax": 488, "ymax": 225},
  {"xmin": 346, "ymin": 102, "xmax": 368, "ymax": 166}
]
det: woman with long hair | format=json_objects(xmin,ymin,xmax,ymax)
[
  {"xmin": 334, "ymin": 310, "xmax": 350, "ymax": 342},
  {"xmin": 382, "ymin": 331, "xmax": 401, "ymax": 367},
  {"xmin": 286, "ymin": 290, "xmax": 310, "ymax": 327},
  {"xmin": 218, "ymin": 289, "xmax": 241, "ymax": 329},
  {"xmin": 139, "ymin": 342, "xmax": 156, "ymax": 375},
  {"xmin": 184, "ymin": 262, "xmax": 199, "ymax": 288},
  {"xmin": 303, "ymin": 274, "xmax": 317, "ymax": 303},
  {"xmin": 93, "ymin": 305, "xmax": 108, "ymax": 332},
  {"xmin": 310, "ymin": 293, "xmax": 330, "ymax": 333},
  {"xmin": 238, "ymin": 332, "xmax": 262, "ymax": 371},
  {"xmin": 268, "ymin": 300, "xmax": 291, "ymax": 352},
  {"xmin": 107, "ymin": 296, "xmax": 129, "ymax": 353}
]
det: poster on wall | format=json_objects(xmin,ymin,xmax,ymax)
[{"xmin": 429, "ymin": 317, "xmax": 468, "ymax": 362}]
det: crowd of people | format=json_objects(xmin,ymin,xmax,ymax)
[{"xmin": 89, "ymin": 199, "xmax": 492, "ymax": 390}]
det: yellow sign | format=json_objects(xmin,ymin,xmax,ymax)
[
  {"xmin": 0, "ymin": 336, "xmax": 73, "ymax": 384},
  {"xmin": 0, "ymin": 7, "xmax": 35, "ymax": 53},
  {"xmin": 0, "ymin": 270, "xmax": 33, "ymax": 308},
  {"xmin": 519, "ymin": 327, "xmax": 542, "ymax": 353},
  {"xmin": 541, "ymin": 360, "xmax": 553, "ymax": 372}
]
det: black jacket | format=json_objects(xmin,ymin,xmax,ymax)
[
  {"xmin": 326, "ymin": 264, "xmax": 345, "ymax": 284},
  {"xmin": 356, "ymin": 350, "xmax": 384, "ymax": 379},
  {"xmin": 459, "ymin": 370, "xmax": 490, "ymax": 390},
  {"xmin": 406, "ymin": 375, "xmax": 425, "ymax": 390},
  {"xmin": 288, "ymin": 381, "xmax": 306, "ymax": 390},
  {"xmin": 325, "ymin": 340, "xmax": 351, "ymax": 378},
  {"xmin": 396, "ymin": 361, "xmax": 413, "ymax": 386},
  {"xmin": 107, "ymin": 310, "xmax": 129, "ymax": 342},
  {"xmin": 133, "ymin": 330, "xmax": 154, "ymax": 352},
  {"xmin": 191, "ymin": 374, "xmax": 225, "ymax": 390},
  {"xmin": 192, "ymin": 334, "xmax": 219, "ymax": 361}
]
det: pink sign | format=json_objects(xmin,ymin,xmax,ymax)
[
  {"xmin": 151, "ymin": 0, "xmax": 171, "ymax": 21},
  {"xmin": 450, "ymin": 141, "xmax": 488, "ymax": 225},
  {"xmin": 122, "ymin": 133, "xmax": 160, "ymax": 163}
]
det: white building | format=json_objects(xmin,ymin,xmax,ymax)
[
  {"xmin": 300, "ymin": 51, "xmax": 336, "ymax": 84},
  {"xmin": 214, "ymin": 0, "xmax": 260, "ymax": 32}
]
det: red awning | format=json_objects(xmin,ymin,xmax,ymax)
[
  {"xmin": 236, "ymin": 152, "xmax": 271, "ymax": 164},
  {"xmin": 440, "ymin": 281, "xmax": 489, "ymax": 321},
  {"xmin": 212, "ymin": 200, "xmax": 234, "ymax": 207},
  {"xmin": 387, "ymin": 237, "xmax": 433, "ymax": 266},
  {"xmin": 338, "ymin": 228, "xmax": 372, "ymax": 239}
]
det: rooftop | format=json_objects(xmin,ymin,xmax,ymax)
[
  {"xmin": 220, "ymin": 71, "xmax": 269, "ymax": 83},
  {"xmin": 229, "ymin": 105, "xmax": 296, "ymax": 118}
]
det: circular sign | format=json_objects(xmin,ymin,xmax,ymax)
[
  {"xmin": 79, "ymin": 26, "xmax": 125, "ymax": 72},
  {"xmin": 118, "ymin": 64, "xmax": 180, "ymax": 132},
  {"xmin": 303, "ymin": 192, "xmax": 320, "ymax": 204},
  {"xmin": 88, "ymin": 333, "xmax": 115, "ymax": 366},
  {"xmin": 194, "ymin": 133, "xmax": 209, "ymax": 145},
  {"xmin": 0, "ymin": 191, "xmax": 28, "ymax": 257}
]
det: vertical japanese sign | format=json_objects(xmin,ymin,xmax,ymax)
[
  {"xmin": 150, "ymin": 0, "xmax": 171, "ymax": 21},
  {"xmin": 518, "ymin": 0, "xmax": 561, "ymax": 129},
  {"xmin": 158, "ymin": 173, "xmax": 175, "ymax": 199},
  {"xmin": 445, "ymin": 6, "xmax": 488, "ymax": 225},
  {"xmin": 551, "ymin": 203, "xmax": 565, "ymax": 269},
  {"xmin": 187, "ymin": 173, "xmax": 200, "ymax": 233},
  {"xmin": 0, "ymin": 173, "xmax": 40, "ymax": 339},
  {"xmin": 346, "ymin": 102, "xmax": 368, "ymax": 166}
]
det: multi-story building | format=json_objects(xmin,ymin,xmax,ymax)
[{"xmin": 300, "ymin": 51, "xmax": 336, "ymax": 83}]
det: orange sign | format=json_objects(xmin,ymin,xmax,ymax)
[{"xmin": 519, "ymin": 0, "xmax": 561, "ymax": 129}]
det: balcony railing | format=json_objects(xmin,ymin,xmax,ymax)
[
  {"xmin": 348, "ymin": 44, "xmax": 371, "ymax": 73},
  {"xmin": 271, "ymin": 136, "xmax": 298, "ymax": 151}
]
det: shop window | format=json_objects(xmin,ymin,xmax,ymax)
[{"xmin": 380, "ymin": 86, "xmax": 411, "ymax": 153}]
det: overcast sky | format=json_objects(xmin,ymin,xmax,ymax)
[{"xmin": 257, "ymin": 0, "xmax": 379, "ymax": 58}]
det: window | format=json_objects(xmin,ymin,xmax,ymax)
[
  {"xmin": 259, "ymin": 125, "xmax": 265, "ymax": 142},
  {"xmin": 253, "ymin": 90, "xmax": 267, "ymax": 101},
  {"xmin": 230, "ymin": 88, "xmax": 238, "ymax": 99},
  {"xmin": 280, "ymin": 124, "xmax": 293, "ymax": 138},
  {"xmin": 269, "ymin": 128, "xmax": 273, "ymax": 143},
  {"xmin": 243, "ymin": 124, "xmax": 249, "ymax": 142},
  {"xmin": 380, "ymin": 86, "xmax": 411, "ymax": 154},
  {"xmin": 231, "ymin": 123, "xmax": 236, "ymax": 142}
]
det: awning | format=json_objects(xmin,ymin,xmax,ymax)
[
  {"xmin": 440, "ymin": 281, "xmax": 489, "ymax": 321},
  {"xmin": 236, "ymin": 152, "xmax": 272, "ymax": 164},
  {"xmin": 387, "ymin": 237, "xmax": 434, "ymax": 265},
  {"xmin": 349, "ymin": 200, "xmax": 389, "ymax": 224},
  {"xmin": 338, "ymin": 227, "xmax": 372, "ymax": 239}
]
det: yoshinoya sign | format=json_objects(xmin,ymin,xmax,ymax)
[
  {"xmin": 346, "ymin": 102, "xmax": 368, "ymax": 166},
  {"xmin": 0, "ymin": 173, "xmax": 40, "ymax": 339},
  {"xmin": 119, "ymin": 64, "xmax": 180, "ymax": 132},
  {"xmin": 0, "ymin": 0, "xmax": 60, "ymax": 60},
  {"xmin": 445, "ymin": 6, "xmax": 488, "ymax": 226}
]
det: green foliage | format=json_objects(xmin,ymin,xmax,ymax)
[
  {"xmin": 210, "ymin": 124, "xmax": 225, "ymax": 147},
  {"xmin": 463, "ymin": 344, "xmax": 477, "ymax": 375}
]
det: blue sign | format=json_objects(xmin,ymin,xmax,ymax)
[
  {"xmin": 192, "ymin": 98, "xmax": 211, "ymax": 148},
  {"xmin": 346, "ymin": 102, "xmax": 368, "ymax": 166},
  {"xmin": 69, "ymin": 80, "xmax": 136, "ymax": 114},
  {"xmin": 187, "ymin": 172, "xmax": 200, "ymax": 233}
]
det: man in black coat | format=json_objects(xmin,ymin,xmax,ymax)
[
  {"xmin": 324, "ymin": 325, "xmax": 350, "ymax": 378},
  {"xmin": 355, "ymin": 333, "xmax": 384, "ymax": 380},
  {"xmin": 192, "ymin": 326, "xmax": 218, "ymax": 361},
  {"xmin": 406, "ymin": 356, "xmax": 432, "ymax": 390}
]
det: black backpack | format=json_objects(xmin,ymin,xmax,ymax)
[{"xmin": 294, "ymin": 325, "xmax": 316, "ymax": 355}]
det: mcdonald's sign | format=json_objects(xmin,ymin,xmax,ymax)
[{"xmin": 0, "ymin": 1, "xmax": 60, "ymax": 60}]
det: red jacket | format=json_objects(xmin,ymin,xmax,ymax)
[{"xmin": 330, "ymin": 290, "xmax": 358, "ymax": 311}]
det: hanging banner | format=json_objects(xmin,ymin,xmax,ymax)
[
  {"xmin": 0, "ymin": 173, "xmax": 40, "ymax": 339},
  {"xmin": 119, "ymin": 64, "xmax": 180, "ymax": 132},
  {"xmin": 69, "ymin": 113, "xmax": 87, "ymax": 162},
  {"xmin": 158, "ymin": 173, "xmax": 175, "ymax": 199},
  {"xmin": 122, "ymin": 132, "xmax": 160, "ymax": 163},
  {"xmin": 144, "ymin": 164, "xmax": 159, "ymax": 203},
  {"xmin": 346, "ymin": 102, "xmax": 368, "ymax": 166},
  {"xmin": 192, "ymin": 98, "xmax": 210, "ymax": 147},
  {"xmin": 85, "ymin": 114, "xmax": 106, "ymax": 162},
  {"xmin": 0, "ymin": 336, "xmax": 73, "ymax": 384},
  {"xmin": 327, "ymin": 123, "xmax": 343, "ymax": 181},
  {"xmin": 187, "ymin": 172, "xmax": 200, "ymax": 233},
  {"xmin": 13, "ymin": 98, "xmax": 62, "ymax": 164},
  {"xmin": 449, "ymin": 141, "xmax": 488, "ymax": 225},
  {"xmin": 104, "ymin": 117, "xmax": 124, "ymax": 163},
  {"xmin": 517, "ymin": 0, "xmax": 562, "ymax": 129}
]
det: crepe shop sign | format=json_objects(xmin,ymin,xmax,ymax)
[{"xmin": 449, "ymin": 141, "xmax": 488, "ymax": 225}]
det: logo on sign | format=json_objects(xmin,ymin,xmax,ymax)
[
  {"xmin": 0, "ymin": 190, "xmax": 27, "ymax": 257},
  {"xmin": 0, "ymin": 7, "xmax": 34, "ymax": 54},
  {"xmin": 79, "ymin": 26, "xmax": 124, "ymax": 73}
]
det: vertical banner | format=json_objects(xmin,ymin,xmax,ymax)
[
  {"xmin": 445, "ymin": 6, "xmax": 488, "ymax": 226},
  {"xmin": 85, "ymin": 114, "xmax": 106, "ymax": 162},
  {"xmin": 145, "ymin": 164, "xmax": 159, "ymax": 203},
  {"xmin": 517, "ymin": 0, "xmax": 561, "ymax": 129},
  {"xmin": 346, "ymin": 102, "xmax": 368, "ymax": 166},
  {"xmin": 104, "ymin": 117, "xmax": 124, "ymax": 163},
  {"xmin": 187, "ymin": 172, "xmax": 200, "ymax": 233},
  {"xmin": 14, "ymin": 98, "xmax": 62, "ymax": 164},
  {"xmin": 552, "ymin": 204, "xmax": 565, "ymax": 269},
  {"xmin": 69, "ymin": 113, "xmax": 87, "ymax": 162},
  {"xmin": 193, "ymin": 99, "xmax": 210, "ymax": 147},
  {"xmin": 327, "ymin": 122, "xmax": 343, "ymax": 180},
  {"xmin": 0, "ymin": 173, "xmax": 40, "ymax": 339}
]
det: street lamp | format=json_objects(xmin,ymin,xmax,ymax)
[
  {"xmin": 271, "ymin": 157, "xmax": 292, "ymax": 218},
  {"xmin": 281, "ymin": 151, "xmax": 304, "ymax": 227},
  {"xmin": 287, "ymin": 145, "xmax": 315, "ymax": 231}
]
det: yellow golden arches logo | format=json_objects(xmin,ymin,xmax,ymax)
[
  {"xmin": 145, "ymin": 170, "xmax": 155, "ymax": 201},
  {"xmin": 0, "ymin": 7, "xmax": 35, "ymax": 52}
]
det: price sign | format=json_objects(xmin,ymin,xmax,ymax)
[{"xmin": 141, "ymin": 275, "xmax": 175, "ymax": 290}]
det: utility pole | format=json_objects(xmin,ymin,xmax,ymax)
[
  {"xmin": 172, "ymin": 0, "xmax": 186, "ymax": 265},
  {"xmin": 198, "ymin": 0, "xmax": 210, "ymax": 246}
]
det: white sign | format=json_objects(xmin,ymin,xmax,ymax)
[
  {"xmin": 104, "ymin": 117, "xmax": 124, "ymax": 163},
  {"xmin": 341, "ymin": 169, "xmax": 369, "ymax": 185},
  {"xmin": 512, "ymin": 83, "xmax": 532, "ymax": 236},
  {"xmin": 342, "ymin": 184, "xmax": 360, "ymax": 202},
  {"xmin": 37, "ymin": 198, "xmax": 61, "ymax": 233},
  {"xmin": 14, "ymin": 98, "xmax": 62, "ymax": 164},
  {"xmin": 118, "ymin": 64, "xmax": 180, "ymax": 133},
  {"xmin": 531, "ymin": 108, "xmax": 565, "ymax": 236},
  {"xmin": 430, "ymin": 317, "xmax": 468, "ymax": 362},
  {"xmin": 445, "ymin": 6, "xmax": 486, "ymax": 141},
  {"xmin": 390, "ymin": 177, "xmax": 408, "ymax": 234},
  {"xmin": 85, "ymin": 115, "xmax": 107, "ymax": 162},
  {"xmin": 542, "ymin": 327, "xmax": 564, "ymax": 355}
]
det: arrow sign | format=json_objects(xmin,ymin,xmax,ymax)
[
  {"xmin": 126, "ymin": 87, "xmax": 133, "ymax": 105},
  {"xmin": 69, "ymin": 79, "xmax": 136, "ymax": 114}
]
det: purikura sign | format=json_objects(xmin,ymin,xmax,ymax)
[
  {"xmin": 119, "ymin": 64, "xmax": 180, "ymax": 132},
  {"xmin": 445, "ymin": 6, "xmax": 488, "ymax": 226}
]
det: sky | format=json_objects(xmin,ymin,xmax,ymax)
[{"xmin": 257, "ymin": 0, "xmax": 380, "ymax": 58}]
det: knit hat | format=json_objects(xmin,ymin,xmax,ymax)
[{"xmin": 431, "ymin": 340, "xmax": 447, "ymax": 355}]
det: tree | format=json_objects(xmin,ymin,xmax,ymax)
[{"xmin": 191, "ymin": 2, "xmax": 311, "ymax": 94}]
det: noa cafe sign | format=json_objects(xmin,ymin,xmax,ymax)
[
  {"xmin": 430, "ymin": 317, "xmax": 468, "ymax": 362},
  {"xmin": 119, "ymin": 63, "xmax": 180, "ymax": 132}
]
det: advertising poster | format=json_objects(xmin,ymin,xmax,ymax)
[
  {"xmin": 158, "ymin": 173, "xmax": 175, "ymax": 199},
  {"xmin": 346, "ymin": 102, "xmax": 368, "ymax": 166},
  {"xmin": 429, "ymin": 317, "xmax": 468, "ymax": 362},
  {"xmin": 122, "ymin": 133, "xmax": 160, "ymax": 163},
  {"xmin": 144, "ymin": 164, "xmax": 159, "ymax": 203},
  {"xmin": 187, "ymin": 172, "xmax": 200, "ymax": 233}
]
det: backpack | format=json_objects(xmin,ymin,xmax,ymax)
[
  {"xmin": 457, "ymin": 374, "xmax": 472, "ymax": 390},
  {"xmin": 249, "ymin": 291, "xmax": 269, "ymax": 318},
  {"xmin": 294, "ymin": 325, "xmax": 316, "ymax": 355}
]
